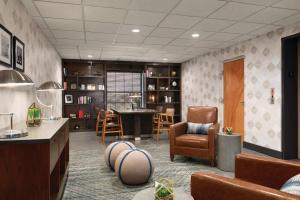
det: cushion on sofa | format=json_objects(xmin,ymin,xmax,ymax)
[
  {"xmin": 187, "ymin": 122, "xmax": 213, "ymax": 134},
  {"xmin": 176, "ymin": 134, "xmax": 208, "ymax": 149},
  {"xmin": 280, "ymin": 173, "xmax": 300, "ymax": 196}
]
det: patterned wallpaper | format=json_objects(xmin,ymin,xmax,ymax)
[
  {"xmin": 0, "ymin": 0, "xmax": 62, "ymax": 129},
  {"xmin": 182, "ymin": 23, "xmax": 300, "ymax": 152}
]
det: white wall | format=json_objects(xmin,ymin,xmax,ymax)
[
  {"xmin": 182, "ymin": 24, "xmax": 300, "ymax": 152},
  {"xmin": 0, "ymin": 0, "xmax": 62, "ymax": 129}
]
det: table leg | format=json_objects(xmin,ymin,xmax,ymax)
[{"xmin": 134, "ymin": 114, "xmax": 141, "ymax": 141}]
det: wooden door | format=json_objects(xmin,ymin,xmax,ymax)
[{"xmin": 224, "ymin": 58, "xmax": 244, "ymax": 141}]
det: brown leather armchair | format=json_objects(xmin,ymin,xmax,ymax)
[
  {"xmin": 191, "ymin": 154, "xmax": 300, "ymax": 200},
  {"xmin": 169, "ymin": 106, "xmax": 220, "ymax": 166}
]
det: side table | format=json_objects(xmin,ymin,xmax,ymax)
[{"xmin": 217, "ymin": 133, "xmax": 241, "ymax": 172}]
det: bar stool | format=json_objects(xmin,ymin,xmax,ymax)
[
  {"xmin": 152, "ymin": 106, "xmax": 163, "ymax": 134},
  {"xmin": 155, "ymin": 108, "xmax": 175, "ymax": 141},
  {"xmin": 95, "ymin": 109, "xmax": 105, "ymax": 136},
  {"xmin": 101, "ymin": 111, "xmax": 124, "ymax": 144}
]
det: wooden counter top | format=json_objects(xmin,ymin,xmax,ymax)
[
  {"xmin": 112, "ymin": 108, "xmax": 157, "ymax": 114},
  {"xmin": 0, "ymin": 118, "xmax": 69, "ymax": 143}
]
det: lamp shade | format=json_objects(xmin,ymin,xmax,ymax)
[
  {"xmin": 0, "ymin": 70, "xmax": 34, "ymax": 87},
  {"xmin": 37, "ymin": 81, "xmax": 63, "ymax": 91}
]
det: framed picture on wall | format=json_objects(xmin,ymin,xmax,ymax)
[
  {"xmin": 13, "ymin": 36, "xmax": 25, "ymax": 72},
  {"xmin": 0, "ymin": 24, "xmax": 12, "ymax": 67}
]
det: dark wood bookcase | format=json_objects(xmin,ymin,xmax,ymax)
[
  {"xmin": 62, "ymin": 60, "xmax": 181, "ymax": 131},
  {"xmin": 145, "ymin": 64, "xmax": 181, "ymax": 123}
]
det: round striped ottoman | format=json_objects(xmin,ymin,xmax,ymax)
[
  {"xmin": 104, "ymin": 141, "xmax": 135, "ymax": 171},
  {"xmin": 115, "ymin": 148, "xmax": 154, "ymax": 185}
]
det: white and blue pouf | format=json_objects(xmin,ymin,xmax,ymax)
[
  {"xmin": 114, "ymin": 148, "xmax": 154, "ymax": 185},
  {"xmin": 104, "ymin": 141, "xmax": 135, "ymax": 171}
]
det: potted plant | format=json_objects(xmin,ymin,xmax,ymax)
[
  {"xmin": 155, "ymin": 179, "xmax": 174, "ymax": 200},
  {"xmin": 224, "ymin": 127, "xmax": 233, "ymax": 135}
]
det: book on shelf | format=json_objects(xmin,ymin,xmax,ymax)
[{"xmin": 77, "ymin": 96, "xmax": 92, "ymax": 104}]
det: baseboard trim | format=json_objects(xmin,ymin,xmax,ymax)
[{"xmin": 243, "ymin": 142, "xmax": 282, "ymax": 159}]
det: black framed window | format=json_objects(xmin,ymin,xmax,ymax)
[{"xmin": 107, "ymin": 72, "xmax": 142, "ymax": 110}]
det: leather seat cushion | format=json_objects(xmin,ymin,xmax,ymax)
[{"xmin": 176, "ymin": 134, "xmax": 208, "ymax": 149}]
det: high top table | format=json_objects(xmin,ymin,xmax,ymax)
[{"xmin": 111, "ymin": 108, "xmax": 157, "ymax": 140}]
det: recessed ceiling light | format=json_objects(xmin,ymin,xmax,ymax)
[
  {"xmin": 192, "ymin": 33, "xmax": 200, "ymax": 38},
  {"xmin": 131, "ymin": 29, "xmax": 140, "ymax": 33},
  {"xmin": 87, "ymin": 55, "xmax": 93, "ymax": 58},
  {"xmin": 162, "ymin": 58, "xmax": 168, "ymax": 61}
]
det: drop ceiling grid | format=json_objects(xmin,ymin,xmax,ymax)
[{"xmin": 21, "ymin": 0, "xmax": 300, "ymax": 62}]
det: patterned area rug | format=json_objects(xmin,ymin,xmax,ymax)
[{"xmin": 62, "ymin": 132, "xmax": 234, "ymax": 200}]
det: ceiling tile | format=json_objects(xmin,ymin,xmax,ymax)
[
  {"xmin": 85, "ymin": 21, "xmax": 120, "ymax": 33},
  {"xmin": 159, "ymin": 14, "xmax": 201, "ymax": 29},
  {"xmin": 115, "ymin": 34, "xmax": 145, "ymax": 43},
  {"xmin": 163, "ymin": 45, "xmax": 188, "ymax": 53},
  {"xmin": 21, "ymin": 0, "xmax": 40, "ymax": 16},
  {"xmin": 150, "ymin": 28, "xmax": 185, "ymax": 38},
  {"xmin": 250, "ymin": 24, "xmax": 280, "ymax": 35},
  {"xmin": 273, "ymin": 0, "xmax": 300, "ymax": 10},
  {"xmin": 206, "ymin": 32, "xmax": 240, "ymax": 41},
  {"xmin": 245, "ymin": 7, "xmax": 298, "ymax": 24},
  {"xmin": 52, "ymin": 30, "xmax": 84, "ymax": 39},
  {"xmin": 84, "ymin": 6, "xmax": 126, "ymax": 23},
  {"xmin": 169, "ymin": 38, "xmax": 195, "ymax": 47},
  {"xmin": 39, "ymin": 0, "xmax": 81, "ymax": 4},
  {"xmin": 144, "ymin": 37, "xmax": 173, "ymax": 45},
  {"xmin": 232, "ymin": 0, "xmax": 280, "ymax": 6},
  {"xmin": 86, "ymin": 32, "xmax": 115, "ymax": 42},
  {"xmin": 192, "ymin": 18, "xmax": 236, "ymax": 32},
  {"xmin": 33, "ymin": 17, "xmax": 48, "ymax": 29},
  {"xmin": 180, "ymin": 30, "xmax": 214, "ymax": 39},
  {"xmin": 55, "ymin": 39, "xmax": 85, "ymax": 45},
  {"xmin": 273, "ymin": 12, "xmax": 300, "ymax": 26},
  {"xmin": 85, "ymin": 40, "xmax": 112, "ymax": 46},
  {"xmin": 222, "ymin": 22, "xmax": 265, "ymax": 34},
  {"xmin": 125, "ymin": 10, "xmax": 166, "ymax": 26},
  {"xmin": 229, "ymin": 34, "xmax": 255, "ymax": 44},
  {"xmin": 83, "ymin": 0, "xmax": 131, "ymax": 8},
  {"xmin": 193, "ymin": 40, "xmax": 221, "ymax": 48},
  {"xmin": 118, "ymin": 24, "xmax": 154, "ymax": 36},
  {"xmin": 172, "ymin": 0, "xmax": 226, "ymax": 17},
  {"xmin": 209, "ymin": 2, "xmax": 263, "ymax": 20},
  {"xmin": 79, "ymin": 49, "xmax": 101, "ymax": 59},
  {"xmin": 34, "ymin": 1, "xmax": 82, "ymax": 19},
  {"xmin": 45, "ymin": 18, "xmax": 83, "ymax": 31},
  {"xmin": 129, "ymin": 0, "xmax": 180, "ymax": 12}
]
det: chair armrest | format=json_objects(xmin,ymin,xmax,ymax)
[
  {"xmin": 169, "ymin": 122, "xmax": 187, "ymax": 148},
  {"xmin": 235, "ymin": 153, "xmax": 300, "ymax": 190},
  {"xmin": 191, "ymin": 172, "xmax": 298, "ymax": 200}
]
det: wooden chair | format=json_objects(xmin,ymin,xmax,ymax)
[
  {"xmin": 95, "ymin": 109, "xmax": 104, "ymax": 136},
  {"xmin": 101, "ymin": 111, "xmax": 124, "ymax": 144},
  {"xmin": 155, "ymin": 108, "xmax": 175, "ymax": 141}
]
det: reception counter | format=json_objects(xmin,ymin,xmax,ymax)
[{"xmin": 0, "ymin": 118, "xmax": 69, "ymax": 200}]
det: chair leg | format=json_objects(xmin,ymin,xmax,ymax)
[
  {"xmin": 119, "ymin": 115, "xmax": 124, "ymax": 140},
  {"xmin": 210, "ymin": 159, "xmax": 215, "ymax": 167},
  {"xmin": 102, "ymin": 120, "xmax": 106, "ymax": 144},
  {"xmin": 170, "ymin": 154, "xmax": 174, "ymax": 162},
  {"xmin": 95, "ymin": 122, "xmax": 99, "ymax": 136}
]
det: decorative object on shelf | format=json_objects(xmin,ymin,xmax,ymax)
[
  {"xmin": 63, "ymin": 81, "xmax": 67, "ymax": 90},
  {"xmin": 98, "ymin": 84, "xmax": 104, "ymax": 90},
  {"xmin": 36, "ymin": 81, "xmax": 63, "ymax": 120},
  {"xmin": 171, "ymin": 81, "xmax": 177, "ymax": 87},
  {"xmin": 168, "ymin": 97, "xmax": 172, "ymax": 103},
  {"xmin": 70, "ymin": 83, "xmax": 77, "ymax": 90},
  {"xmin": 0, "ymin": 69, "xmax": 33, "ymax": 87},
  {"xmin": 87, "ymin": 84, "xmax": 96, "ymax": 90},
  {"xmin": 78, "ymin": 110, "xmax": 84, "ymax": 119},
  {"xmin": 74, "ymin": 124, "xmax": 80, "ymax": 130},
  {"xmin": 26, "ymin": 103, "xmax": 41, "ymax": 127},
  {"xmin": 160, "ymin": 86, "xmax": 166, "ymax": 90},
  {"xmin": 165, "ymin": 87, "xmax": 169, "ymax": 90},
  {"xmin": 149, "ymin": 95, "xmax": 155, "ymax": 103},
  {"xmin": 171, "ymin": 71, "xmax": 176, "ymax": 77},
  {"xmin": 115, "ymin": 148, "xmax": 154, "ymax": 185},
  {"xmin": 63, "ymin": 67, "xmax": 67, "ymax": 76},
  {"xmin": 65, "ymin": 94, "xmax": 73, "ymax": 104},
  {"xmin": 155, "ymin": 178, "xmax": 174, "ymax": 200},
  {"xmin": 77, "ymin": 96, "xmax": 92, "ymax": 104},
  {"xmin": 69, "ymin": 113, "xmax": 76, "ymax": 118},
  {"xmin": 104, "ymin": 141, "xmax": 135, "ymax": 170},
  {"xmin": 224, "ymin": 127, "xmax": 233, "ymax": 135},
  {"xmin": 0, "ymin": 24, "xmax": 12, "ymax": 68},
  {"xmin": 80, "ymin": 84, "xmax": 86, "ymax": 90},
  {"xmin": 148, "ymin": 84, "xmax": 155, "ymax": 91},
  {"xmin": 0, "ymin": 112, "xmax": 28, "ymax": 139},
  {"xmin": 13, "ymin": 36, "xmax": 25, "ymax": 72}
]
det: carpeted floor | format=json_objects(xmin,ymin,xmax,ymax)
[{"xmin": 62, "ymin": 132, "xmax": 238, "ymax": 200}]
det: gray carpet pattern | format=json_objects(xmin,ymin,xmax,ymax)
[{"xmin": 63, "ymin": 132, "xmax": 235, "ymax": 200}]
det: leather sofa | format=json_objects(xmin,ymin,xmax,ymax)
[
  {"xmin": 191, "ymin": 153, "xmax": 300, "ymax": 200},
  {"xmin": 169, "ymin": 106, "xmax": 220, "ymax": 166}
]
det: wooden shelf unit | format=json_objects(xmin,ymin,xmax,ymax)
[{"xmin": 145, "ymin": 64, "xmax": 181, "ymax": 122}]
